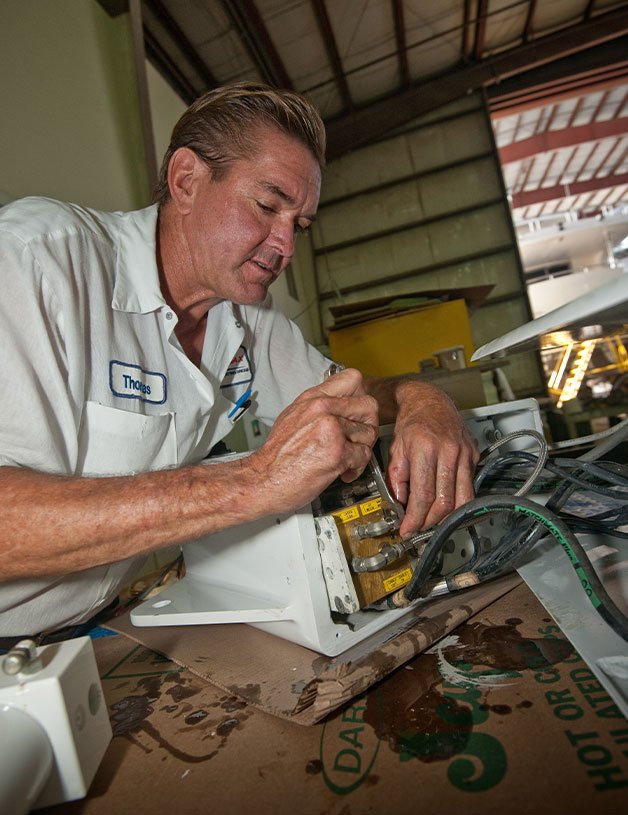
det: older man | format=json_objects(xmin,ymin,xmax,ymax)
[{"xmin": 0, "ymin": 82, "xmax": 478, "ymax": 639}]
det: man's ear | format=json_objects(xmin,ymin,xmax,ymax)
[{"xmin": 167, "ymin": 148, "xmax": 209, "ymax": 214}]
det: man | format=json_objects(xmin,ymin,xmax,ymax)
[{"xmin": 0, "ymin": 83, "xmax": 478, "ymax": 639}]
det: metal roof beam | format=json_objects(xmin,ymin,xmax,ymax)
[
  {"xmin": 221, "ymin": 0, "xmax": 293, "ymax": 88},
  {"xmin": 488, "ymin": 36, "xmax": 628, "ymax": 115},
  {"xmin": 391, "ymin": 0, "xmax": 410, "ymax": 89},
  {"xmin": 311, "ymin": 0, "xmax": 353, "ymax": 113},
  {"xmin": 474, "ymin": 0, "xmax": 489, "ymax": 60},
  {"xmin": 325, "ymin": 6, "xmax": 628, "ymax": 160},
  {"xmin": 461, "ymin": 0, "xmax": 473, "ymax": 59},
  {"xmin": 144, "ymin": 25, "xmax": 198, "ymax": 104},
  {"xmin": 144, "ymin": 0, "xmax": 218, "ymax": 91},
  {"xmin": 491, "ymin": 65, "xmax": 628, "ymax": 116},
  {"xmin": 500, "ymin": 117, "xmax": 628, "ymax": 164},
  {"xmin": 510, "ymin": 171, "xmax": 628, "ymax": 208},
  {"xmin": 523, "ymin": 0, "xmax": 538, "ymax": 43}
]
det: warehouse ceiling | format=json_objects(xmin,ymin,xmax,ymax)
[{"xmin": 101, "ymin": 0, "xmax": 628, "ymax": 221}]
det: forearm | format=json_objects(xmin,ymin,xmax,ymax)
[
  {"xmin": 362, "ymin": 373, "xmax": 478, "ymax": 534},
  {"xmin": 362, "ymin": 374, "xmax": 454, "ymax": 424},
  {"xmin": 0, "ymin": 369, "xmax": 380, "ymax": 582},
  {"xmin": 0, "ymin": 459, "xmax": 266, "ymax": 581}
]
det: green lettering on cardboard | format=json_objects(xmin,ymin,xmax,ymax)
[
  {"xmin": 561, "ymin": 651, "xmax": 582, "ymax": 665},
  {"xmin": 320, "ymin": 691, "xmax": 382, "ymax": 796},
  {"xmin": 447, "ymin": 733, "xmax": 507, "ymax": 792},
  {"xmin": 595, "ymin": 703, "xmax": 623, "ymax": 719},
  {"xmin": 545, "ymin": 688, "xmax": 575, "ymax": 704},
  {"xmin": 588, "ymin": 766, "xmax": 628, "ymax": 791},
  {"xmin": 534, "ymin": 668, "xmax": 560, "ymax": 684},
  {"xmin": 439, "ymin": 684, "xmax": 488, "ymax": 726},
  {"xmin": 538, "ymin": 624, "xmax": 561, "ymax": 635},
  {"xmin": 555, "ymin": 703, "xmax": 584, "ymax": 721},
  {"xmin": 578, "ymin": 744, "xmax": 612, "ymax": 766},
  {"xmin": 570, "ymin": 667, "xmax": 596, "ymax": 684},
  {"xmin": 333, "ymin": 749, "xmax": 361, "ymax": 774},
  {"xmin": 610, "ymin": 727, "xmax": 628, "ymax": 742},
  {"xmin": 341, "ymin": 700, "xmax": 366, "ymax": 723},
  {"xmin": 339, "ymin": 726, "xmax": 364, "ymax": 749},
  {"xmin": 565, "ymin": 729, "xmax": 599, "ymax": 746},
  {"xmin": 398, "ymin": 729, "xmax": 468, "ymax": 762}
]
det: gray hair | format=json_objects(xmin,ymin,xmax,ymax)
[{"xmin": 153, "ymin": 82, "xmax": 326, "ymax": 205}]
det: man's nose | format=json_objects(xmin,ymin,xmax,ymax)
[{"xmin": 268, "ymin": 218, "xmax": 295, "ymax": 259}]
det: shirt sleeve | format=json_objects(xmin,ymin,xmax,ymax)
[
  {"xmin": 245, "ymin": 296, "xmax": 331, "ymax": 425},
  {"xmin": 0, "ymin": 228, "xmax": 81, "ymax": 473}
]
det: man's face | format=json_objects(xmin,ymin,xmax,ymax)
[{"xmin": 180, "ymin": 126, "xmax": 322, "ymax": 306}]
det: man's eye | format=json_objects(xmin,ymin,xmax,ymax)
[
  {"xmin": 294, "ymin": 223, "xmax": 310, "ymax": 235},
  {"xmin": 257, "ymin": 202, "xmax": 275, "ymax": 214}
]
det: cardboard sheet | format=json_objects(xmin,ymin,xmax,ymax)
[
  {"xmin": 108, "ymin": 574, "xmax": 520, "ymax": 725},
  {"xmin": 46, "ymin": 582, "xmax": 628, "ymax": 815}
]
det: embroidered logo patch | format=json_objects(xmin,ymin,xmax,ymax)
[
  {"xmin": 109, "ymin": 360, "xmax": 167, "ymax": 404},
  {"xmin": 221, "ymin": 345, "xmax": 253, "ymax": 388}
]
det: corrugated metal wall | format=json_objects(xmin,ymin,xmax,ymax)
[{"xmin": 292, "ymin": 92, "xmax": 545, "ymax": 398}]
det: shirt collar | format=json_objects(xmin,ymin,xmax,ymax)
[{"xmin": 112, "ymin": 204, "xmax": 165, "ymax": 314}]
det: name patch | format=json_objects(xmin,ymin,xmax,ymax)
[
  {"xmin": 109, "ymin": 360, "xmax": 167, "ymax": 404},
  {"xmin": 221, "ymin": 345, "xmax": 253, "ymax": 388}
]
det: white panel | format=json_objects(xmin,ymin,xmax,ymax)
[
  {"xmin": 404, "ymin": 0, "xmax": 463, "ymax": 79},
  {"xmin": 532, "ymin": 0, "xmax": 589, "ymax": 34},
  {"xmin": 548, "ymin": 98, "xmax": 579, "ymax": 131},
  {"xmin": 573, "ymin": 90, "xmax": 606, "ymax": 127},
  {"xmin": 483, "ymin": 0, "xmax": 530, "ymax": 52},
  {"xmin": 259, "ymin": 0, "xmax": 335, "ymax": 94},
  {"xmin": 326, "ymin": 0, "xmax": 395, "ymax": 74}
]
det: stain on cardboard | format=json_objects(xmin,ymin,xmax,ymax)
[
  {"xmin": 109, "ymin": 670, "xmax": 250, "ymax": 764},
  {"xmin": 185, "ymin": 709, "xmax": 209, "ymax": 724},
  {"xmin": 305, "ymin": 759, "xmax": 322, "ymax": 775},
  {"xmin": 221, "ymin": 695, "xmax": 248, "ymax": 712},
  {"xmin": 111, "ymin": 694, "xmax": 155, "ymax": 737},
  {"xmin": 363, "ymin": 617, "xmax": 576, "ymax": 763},
  {"xmin": 435, "ymin": 617, "xmax": 575, "ymax": 673},
  {"xmin": 229, "ymin": 682, "xmax": 262, "ymax": 704}
]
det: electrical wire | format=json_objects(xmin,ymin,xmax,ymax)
[
  {"xmin": 548, "ymin": 415, "xmax": 628, "ymax": 451},
  {"xmin": 552, "ymin": 458, "xmax": 628, "ymax": 489},
  {"xmin": 477, "ymin": 456, "xmax": 628, "ymax": 501},
  {"xmin": 400, "ymin": 420, "xmax": 628, "ymax": 639},
  {"xmin": 473, "ymin": 450, "xmax": 543, "ymax": 494},
  {"xmin": 557, "ymin": 508, "xmax": 628, "ymax": 540},
  {"xmin": 403, "ymin": 494, "xmax": 628, "ymax": 642},
  {"xmin": 475, "ymin": 429, "xmax": 548, "ymax": 497}
]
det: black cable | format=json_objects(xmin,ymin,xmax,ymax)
[
  {"xmin": 474, "ymin": 454, "xmax": 627, "ymax": 570},
  {"xmin": 551, "ymin": 458, "xmax": 628, "ymax": 490},
  {"xmin": 404, "ymin": 494, "xmax": 628, "ymax": 642},
  {"xmin": 464, "ymin": 525, "xmax": 483, "ymax": 570},
  {"xmin": 556, "ymin": 505, "xmax": 628, "ymax": 540},
  {"xmin": 474, "ymin": 450, "xmax": 540, "ymax": 494},
  {"xmin": 477, "ymin": 455, "xmax": 628, "ymax": 498}
]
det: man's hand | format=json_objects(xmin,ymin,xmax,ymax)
[
  {"xmin": 250, "ymin": 368, "xmax": 379, "ymax": 513},
  {"xmin": 365, "ymin": 378, "xmax": 479, "ymax": 537}
]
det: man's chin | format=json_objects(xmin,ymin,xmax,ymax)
[{"xmin": 232, "ymin": 282, "xmax": 273, "ymax": 306}]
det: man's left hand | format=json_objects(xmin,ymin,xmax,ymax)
[{"xmin": 382, "ymin": 381, "xmax": 479, "ymax": 537}]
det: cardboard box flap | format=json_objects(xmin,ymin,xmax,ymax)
[{"xmin": 108, "ymin": 574, "xmax": 520, "ymax": 725}]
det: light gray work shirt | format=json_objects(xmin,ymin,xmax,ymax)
[{"xmin": 0, "ymin": 197, "xmax": 329, "ymax": 634}]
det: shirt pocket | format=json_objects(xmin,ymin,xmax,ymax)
[{"xmin": 77, "ymin": 401, "xmax": 177, "ymax": 476}]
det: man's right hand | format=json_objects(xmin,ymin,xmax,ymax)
[
  {"xmin": 0, "ymin": 369, "xmax": 378, "ymax": 581},
  {"xmin": 249, "ymin": 367, "xmax": 379, "ymax": 513}
]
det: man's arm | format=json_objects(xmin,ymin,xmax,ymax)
[
  {"xmin": 0, "ymin": 369, "xmax": 378, "ymax": 582},
  {"xmin": 363, "ymin": 375, "xmax": 479, "ymax": 537}
]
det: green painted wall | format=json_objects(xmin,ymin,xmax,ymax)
[{"xmin": 1, "ymin": 0, "xmax": 148, "ymax": 210}]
